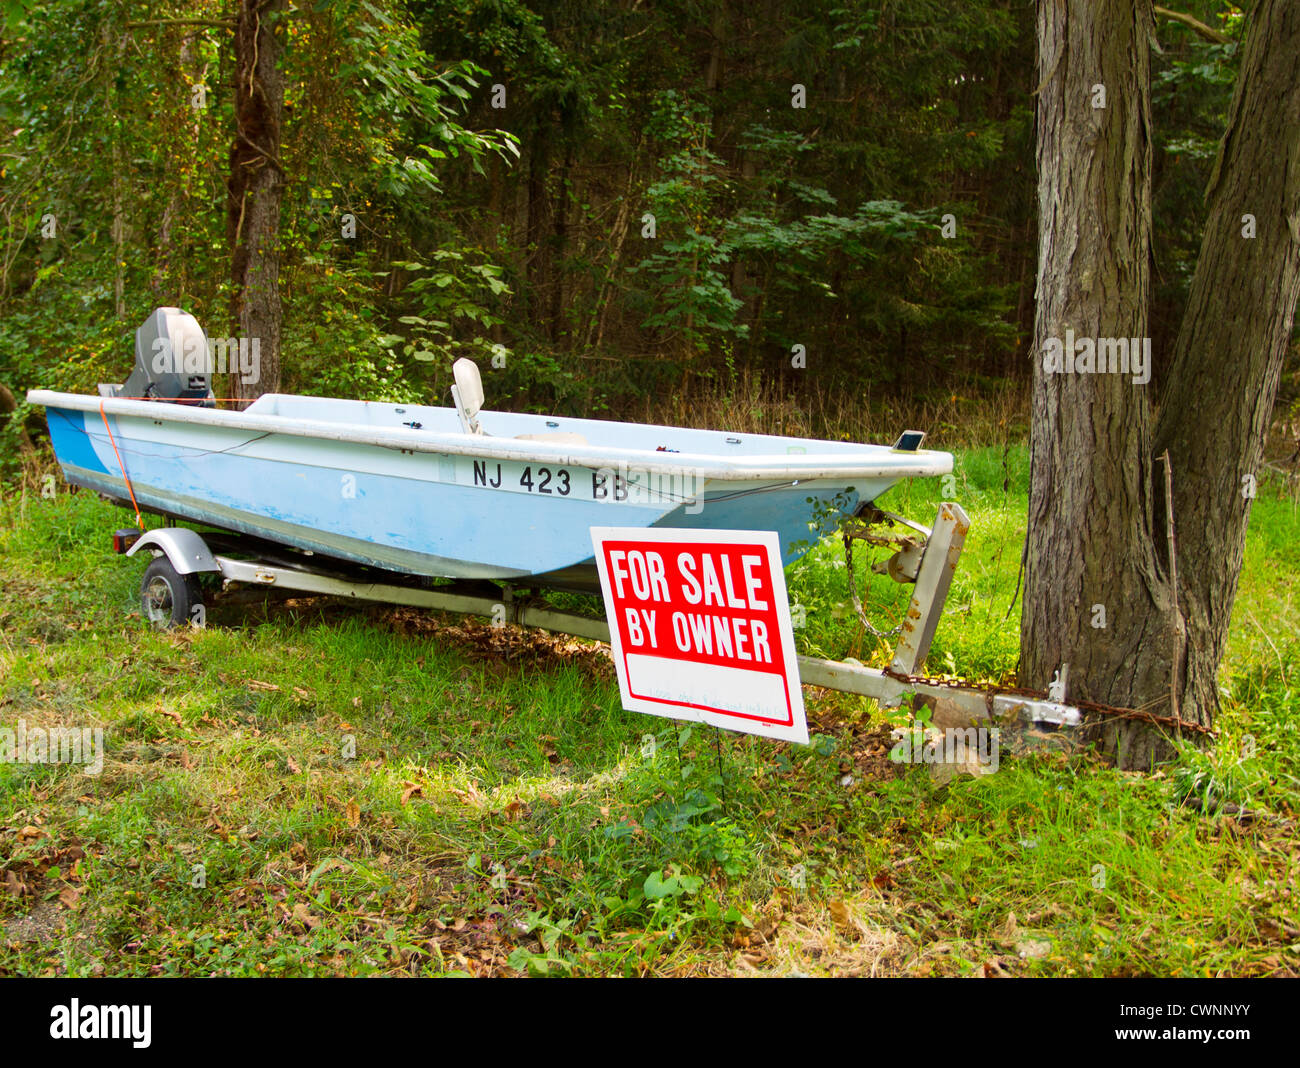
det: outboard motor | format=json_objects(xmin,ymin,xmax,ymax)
[{"xmin": 100, "ymin": 307, "xmax": 215, "ymax": 406}]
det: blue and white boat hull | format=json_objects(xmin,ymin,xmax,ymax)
[{"xmin": 31, "ymin": 391, "xmax": 952, "ymax": 589}]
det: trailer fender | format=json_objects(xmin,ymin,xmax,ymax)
[{"xmin": 126, "ymin": 528, "xmax": 220, "ymax": 575}]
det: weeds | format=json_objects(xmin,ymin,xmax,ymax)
[{"xmin": 1, "ymin": 447, "xmax": 1297, "ymax": 977}]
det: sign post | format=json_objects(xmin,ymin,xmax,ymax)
[{"xmin": 590, "ymin": 527, "xmax": 808, "ymax": 745}]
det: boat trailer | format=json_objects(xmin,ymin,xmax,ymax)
[{"xmin": 116, "ymin": 501, "xmax": 1084, "ymax": 753}]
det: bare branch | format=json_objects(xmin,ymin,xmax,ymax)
[
  {"xmin": 1154, "ymin": 6, "xmax": 1231, "ymax": 45},
  {"xmin": 124, "ymin": 19, "xmax": 236, "ymax": 31}
]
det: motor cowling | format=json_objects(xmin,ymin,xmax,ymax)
[{"xmin": 103, "ymin": 307, "xmax": 215, "ymax": 406}]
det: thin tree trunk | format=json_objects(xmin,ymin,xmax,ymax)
[
  {"xmin": 525, "ymin": 136, "xmax": 551, "ymax": 337},
  {"xmin": 156, "ymin": 36, "xmax": 205, "ymax": 306},
  {"xmin": 588, "ymin": 151, "xmax": 639, "ymax": 352},
  {"xmin": 705, "ymin": 1, "xmax": 726, "ymax": 95},
  {"xmin": 1022, "ymin": 0, "xmax": 1186, "ymax": 768},
  {"xmin": 1153, "ymin": 0, "xmax": 1300, "ymax": 726},
  {"xmin": 102, "ymin": 24, "xmax": 127, "ymax": 320},
  {"xmin": 227, "ymin": 0, "xmax": 285, "ymax": 402},
  {"xmin": 550, "ymin": 145, "xmax": 573, "ymax": 346}
]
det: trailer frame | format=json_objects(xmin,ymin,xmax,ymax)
[{"xmin": 121, "ymin": 502, "xmax": 1084, "ymax": 742}]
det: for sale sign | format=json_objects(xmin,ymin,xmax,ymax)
[{"xmin": 590, "ymin": 527, "xmax": 808, "ymax": 744}]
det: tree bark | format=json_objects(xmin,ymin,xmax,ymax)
[
  {"xmin": 1022, "ymin": 0, "xmax": 1187, "ymax": 768},
  {"xmin": 524, "ymin": 135, "xmax": 551, "ymax": 338},
  {"xmin": 227, "ymin": 0, "xmax": 285, "ymax": 402},
  {"xmin": 1153, "ymin": 0, "xmax": 1300, "ymax": 727},
  {"xmin": 550, "ymin": 145, "xmax": 573, "ymax": 347},
  {"xmin": 588, "ymin": 146, "xmax": 639, "ymax": 352}
]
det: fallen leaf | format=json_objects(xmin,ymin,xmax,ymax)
[
  {"xmin": 997, "ymin": 911, "xmax": 1019, "ymax": 944},
  {"xmin": 345, "ymin": 800, "xmax": 361, "ymax": 828},
  {"xmin": 829, "ymin": 900, "xmax": 855, "ymax": 932}
]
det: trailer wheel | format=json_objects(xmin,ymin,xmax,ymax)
[{"xmin": 140, "ymin": 556, "xmax": 204, "ymax": 629}]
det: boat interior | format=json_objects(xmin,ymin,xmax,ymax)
[{"xmin": 245, "ymin": 358, "xmax": 899, "ymax": 462}]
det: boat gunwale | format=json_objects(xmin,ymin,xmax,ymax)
[{"xmin": 28, "ymin": 389, "xmax": 953, "ymax": 482}]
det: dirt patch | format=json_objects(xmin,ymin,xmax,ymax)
[
  {"xmin": 4, "ymin": 899, "xmax": 65, "ymax": 946},
  {"xmin": 801, "ymin": 700, "xmax": 908, "ymax": 785},
  {"xmin": 380, "ymin": 607, "xmax": 614, "ymax": 678},
  {"xmin": 1, "ymin": 827, "xmax": 92, "ymax": 930}
]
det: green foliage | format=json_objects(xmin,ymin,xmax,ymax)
[
  {"xmin": 332, "ymin": 0, "xmax": 518, "ymax": 202},
  {"xmin": 627, "ymin": 92, "xmax": 745, "ymax": 353},
  {"xmin": 0, "ymin": 0, "xmax": 1263, "ymax": 430},
  {"xmin": 384, "ymin": 250, "xmax": 510, "ymax": 371},
  {"xmin": 0, "ymin": 0, "xmax": 516, "ymax": 425},
  {"xmin": 1150, "ymin": 2, "xmax": 1244, "ymax": 333}
]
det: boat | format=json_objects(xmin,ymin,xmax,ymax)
[
  {"xmin": 27, "ymin": 308, "xmax": 952, "ymax": 591},
  {"xmin": 24, "ymin": 311, "xmax": 1088, "ymax": 743}
]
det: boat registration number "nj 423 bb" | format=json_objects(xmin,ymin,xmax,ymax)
[{"xmin": 463, "ymin": 458, "xmax": 702, "ymax": 509}]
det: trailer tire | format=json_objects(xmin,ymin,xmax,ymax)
[{"xmin": 140, "ymin": 556, "xmax": 204, "ymax": 629}]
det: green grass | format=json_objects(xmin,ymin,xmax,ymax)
[{"xmin": 0, "ymin": 452, "xmax": 1297, "ymax": 977}]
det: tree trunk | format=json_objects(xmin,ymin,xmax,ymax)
[
  {"xmin": 102, "ymin": 24, "xmax": 127, "ymax": 320},
  {"xmin": 588, "ymin": 147, "xmax": 639, "ymax": 352},
  {"xmin": 227, "ymin": 0, "xmax": 285, "ymax": 402},
  {"xmin": 1022, "ymin": 0, "xmax": 1187, "ymax": 768},
  {"xmin": 525, "ymin": 135, "xmax": 551, "ymax": 338},
  {"xmin": 550, "ymin": 145, "xmax": 573, "ymax": 347},
  {"xmin": 1153, "ymin": 0, "xmax": 1300, "ymax": 726}
]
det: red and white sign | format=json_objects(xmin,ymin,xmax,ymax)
[{"xmin": 590, "ymin": 527, "xmax": 807, "ymax": 744}]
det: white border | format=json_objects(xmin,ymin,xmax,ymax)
[{"xmin": 591, "ymin": 526, "xmax": 808, "ymax": 745}]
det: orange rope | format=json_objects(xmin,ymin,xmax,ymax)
[
  {"xmin": 113, "ymin": 396, "xmax": 248, "ymax": 404},
  {"xmin": 98, "ymin": 400, "xmax": 145, "ymax": 530}
]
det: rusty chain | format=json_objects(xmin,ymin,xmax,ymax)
[{"xmin": 880, "ymin": 667, "xmax": 1218, "ymax": 737}]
